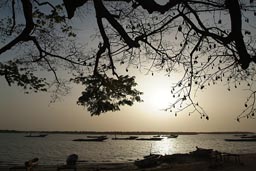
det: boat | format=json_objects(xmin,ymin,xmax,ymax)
[
  {"xmin": 134, "ymin": 154, "xmax": 162, "ymax": 168},
  {"xmin": 24, "ymin": 133, "xmax": 48, "ymax": 137},
  {"xmin": 87, "ymin": 135, "xmax": 107, "ymax": 138},
  {"xmin": 153, "ymin": 135, "xmax": 161, "ymax": 138},
  {"xmin": 136, "ymin": 137, "xmax": 163, "ymax": 141},
  {"xmin": 112, "ymin": 136, "xmax": 138, "ymax": 140},
  {"xmin": 73, "ymin": 136, "xmax": 108, "ymax": 142},
  {"xmin": 240, "ymin": 135, "xmax": 256, "ymax": 139},
  {"xmin": 166, "ymin": 134, "xmax": 178, "ymax": 138},
  {"xmin": 190, "ymin": 147, "xmax": 213, "ymax": 158},
  {"xmin": 225, "ymin": 138, "xmax": 256, "ymax": 142},
  {"xmin": 233, "ymin": 134, "xmax": 248, "ymax": 137}
]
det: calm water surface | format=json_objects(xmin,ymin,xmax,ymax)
[{"xmin": 0, "ymin": 133, "xmax": 256, "ymax": 165}]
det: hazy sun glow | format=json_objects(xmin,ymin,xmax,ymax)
[
  {"xmin": 147, "ymin": 87, "xmax": 171, "ymax": 110},
  {"xmin": 139, "ymin": 75, "xmax": 173, "ymax": 111}
]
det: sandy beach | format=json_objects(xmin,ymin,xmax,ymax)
[{"xmin": 1, "ymin": 152, "xmax": 256, "ymax": 171}]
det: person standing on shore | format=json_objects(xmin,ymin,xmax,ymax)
[{"xmin": 24, "ymin": 158, "xmax": 39, "ymax": 171}]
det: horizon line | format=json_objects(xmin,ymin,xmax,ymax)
[{"xmin": 0, "ymin": 130, "xmax": 254, "ymax": 134}]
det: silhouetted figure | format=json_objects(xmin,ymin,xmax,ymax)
[
  {"xmin": 24, "ymin": 158, "xmax": 39, "ymax": 171},
  {"xmin": 9, "ymin": 158, "xmax": 39, "ymax": 171},
  {"xmin": 66, "ymin": 154, "xmax": 78, "ymax": 165},
  {"xmin": 57, "ymin": 154, "xmax": 78, "ymax": 171}
]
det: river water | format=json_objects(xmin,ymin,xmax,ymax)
[{"xmin": 0, "ymin": 133, "xmax": 256, "ymax": 165}]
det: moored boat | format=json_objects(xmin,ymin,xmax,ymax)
[
  {"xmin": 25, "ymin": 133, "xmax": 48, "ymax": 137},
  {"xmin": 225, "ymin": 138, "xmax": 256, "ymax": 142},
  {"xmin": 166, "ymin": 134, "xmax": 178, "ymax": 138},
  {"xmin": 240, "ymin": 135, "xmax": 256, "ymax": 139},
  {"xmin": 87, "ymin": 135, "xmax": 107, "ymax": 138},
  {"xmin": 73, "ymin": 136, "xmax": 108, "ymax": 142},
  {"xmin": 112, "ymin": 136, "xmax": 138, "ymax": 140},
  {"xmin": 134, "ymin": 154, "xmax": 162, "ymax": 168},
  {"xmin": 153, "ymin": 135, "xmax": 161, "ymax": 138},
  {"xmin": 136, "ymin": 137, "xmax": 163, "ymax": 141}
]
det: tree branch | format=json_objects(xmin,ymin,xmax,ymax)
[
  {"xmin": 8, "ymin": 0, "xmax": 16, "ymax": 35},
  {"xmin": 225, "ymin": 0, "xmax": 251, "ymax": 69},
  {"xmin": 0, "ymin": 0, "xmax": 34, "ymax": 55},
  {"xmin": 94, "ymin": 0, "xmax": 139, "ymax": 48},
  {"xmin": 135, "ymin": 0, "xmax": 180, "ymax": 14}
]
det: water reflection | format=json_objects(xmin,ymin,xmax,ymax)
[
  {"xmin": 1, "ymin": 133, "xmax": 256, "ymax": 165},
  {"xmin": 152, "ymin": 138, "xmax": 174, "ymax": 155}
]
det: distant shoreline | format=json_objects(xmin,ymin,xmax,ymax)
[{"xmin": 0, "ymin": 130, "xmax": 254, "ymax": 135}]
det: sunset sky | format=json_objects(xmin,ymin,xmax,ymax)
[
  {"xmin": 0, "ymin": 0, "xmax": 256, "ymax": 132},
  {"xmin": 1, "ymin": 70, "xmax": 256, "ymax": 132}
]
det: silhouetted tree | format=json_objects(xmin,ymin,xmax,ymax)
[{"xmin": 0, "ymin": 0, "xmax": 256, "ymax": 120}]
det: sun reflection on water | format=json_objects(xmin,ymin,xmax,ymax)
[{"xmin": 150, "ymin": 138, "xmax": 176, "ymax": 155}]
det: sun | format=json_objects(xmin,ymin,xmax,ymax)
[
  {"xmin": 140, "ymin": 75, "xmax": 173, "ymax": 111},
  {"xmin": 147, "ymin": 87, "xmax": 171, "ymax": 110}
]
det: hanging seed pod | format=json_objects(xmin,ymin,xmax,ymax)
[
  {"xmin": 183, "ymin": 96, "xmax": 186, "ymax": 101},
  {"xmin": 245, "ymin": 30, "xmax": 251, "ymax": 35},
  {"xmin": 178, "ymin": 25, "xmax": 182, "ymax": 32}
]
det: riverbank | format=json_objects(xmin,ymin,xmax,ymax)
[{"xmin": 1, "ymin": 152, "xmax": 255, "ymax": 171}]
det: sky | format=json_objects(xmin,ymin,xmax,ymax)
[
  {"xmin": 0, "ymin": 1, "xmax": 256, "ymax": 132},
  {"xmin": 1, "ymin": 71, "xmax": 256, "ymax": 132}
]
